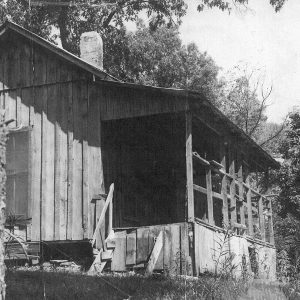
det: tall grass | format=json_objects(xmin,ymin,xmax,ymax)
[{"xmin": 6, "ymin": 270, "xmax": 247, "ymax": 300}]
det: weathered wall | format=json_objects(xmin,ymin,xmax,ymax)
[
  {"xmin": 194, "ymin": 222, "xmax": 276, "ymax": 279},
  {"xmin": 0, "ymin": 35, "xmax": 103, "ymax": 242},
  {"xmin": 112, "ymin": 222, "xmax": 192, "ymax": 275},
  {"xmin": 0, "ymin": 34, "xmax": 189, "ymax": 242}
]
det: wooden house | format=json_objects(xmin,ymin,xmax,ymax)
[{"xmin": 0, "ymin": 21, "xmax": 278, "ymax": 278}]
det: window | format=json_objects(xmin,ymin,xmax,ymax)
[{"xmin": 6, "ymin": 128, "xmax": 31, "ymax": 218}]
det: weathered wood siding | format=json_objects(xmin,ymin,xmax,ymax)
[
  {"xmin": 194, "ymin": 221, "xmax": 276, "ymax": 279},
  {"xmin": 0, "ymin": 34, "xmax": 188, "ymax": 242},
  {"xmin": 0, "ymin": 36, "xmax": 102, "ymax": 241},
  {"xmin": 112, "ymin": 223, "xmax": 192, "ymax": 275}
]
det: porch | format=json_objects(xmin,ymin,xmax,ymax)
[{"xmin": 90, "ymin": 109, "xmax": 277, "ymax": 278}]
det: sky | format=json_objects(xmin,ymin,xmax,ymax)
[{"xmin": 179, "ymin": 0, "xmax": 300, "ymax": 123}]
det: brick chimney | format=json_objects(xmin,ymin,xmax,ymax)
[{"xmin": 80, "ymin": 31, "xmax": 103, "ymax": 70}]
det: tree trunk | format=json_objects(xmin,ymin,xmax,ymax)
[{"xmin": 57, "ymin": 7, "xmax": 74, "ymax": 53}]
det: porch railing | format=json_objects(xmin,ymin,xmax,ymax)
[{"xmin": 192, "ymin": 151, "xmax": 274, "ymax": 245}]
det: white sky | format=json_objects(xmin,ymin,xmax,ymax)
[{"xmin": 179, "ymin": 0, "xmax": 300, "ymax": 123}]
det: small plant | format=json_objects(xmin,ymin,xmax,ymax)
[{"xmin": 212, "ymin": 227, "xmax": 239, "ymax": 277}]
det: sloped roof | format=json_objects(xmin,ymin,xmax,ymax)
[
  {"xmin": 0, "ymin": 20, "xmax": 280, "ymax": 169},
  {"xmin": 0, "ymin": 20, "xmax": 118, "ymax": 81}
]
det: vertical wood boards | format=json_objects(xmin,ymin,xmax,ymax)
[
  {"xmin": 180, "ymin": 222, "xmax": 192, "ymax": 276},
  {"xmin": 164, "ymin": 225, "xmax": 181, "ymax": 275},
  {"xmin": 258, "ymin": 197, "xmax": 266, "ymax": 241},
  {"xmin": 194, "ymin": 223, "xmax": 217, "ymax": 274},
  {"xmin": 246, "ymin": 189, "xmax": 254, "ymax": 236},
  {"xmin": 72, "ymin": 81, "xmax": 83, "ymax": 240},
  {"xmin": 41, "ymin": 84, "xmax": 55, "ymax": 241},
  {"xmin": 136, "ymin": 227, "xmax": 150, "ymax": 264},
  {"xmin": 186, "ymin": 111, "xmax": 194, "ymax": 221},
  {"xmin": 194, "ymin": 223, "xmax": 200, "ymax": 276},
  {"xmin": 111, "ymin": 231, "xmax": 126, "ymax": 271},
  {"xmin": 229, "ymin": 148, "xmax": 237, "ymax": 226},
  {"xmin": 5, "ymin": 90, "xmax": 17, "ymax": 128},
  {"xmin": 206, "ymin": 168, "xmax": 214, "ymax": 225},
  {"xmin": 126, "ymin": 230, "xmax": 136, "ymax": 266},
  {"xmin": 81, "ymin": 83, "xmax": 89, "ymax": 239},
  {"xmin": 220, "ymin": 141, "xmax": 229, "ymax": 227},
  {"xmin": 31, "ymin": 86, "xmax": 42, "ymax": 241},
  {"xmin": 67, "ymin": 82, "xmax": 73, "ymax": 240},
  {"xmin": 145, "ymin": 231, "xmax": 163, "ymax": 276},
  {"xmin": 88, "ymin": 84, "xmax": 105, "ymax": 238},
  {"xmin": 268, "ymin": 200, "xmax": 275, "ymax": 244},
  {"xmin": 54, "ymin": 83, "xmax": 68, "ymax": 240},
  {"xmin": 237, "ymin": 153, "xmax": 245, "ymax": 225},
  {"xmin": 20, "ymin": 42, "xmax": 33, "ymax": 87},
  {"xmin": 148, "ymin": 227, "xmax": 164, "ymax": 270},
  {"xmin": 246, "ymin": 169, "xmax": 254, "ymax": 236}
]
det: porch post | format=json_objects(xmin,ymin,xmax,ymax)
[
  {"xmin": 246, "ymin": 169, "xmax": 254, "ymax": 236},
  {"xmin": 229, "ymin": 146, "xmax": 237, "ymax": 226},
  {"xmin": 258, "ymin": 196, "xmax": 266, "ymax": 241},
  {"xmin": 237, "ymin": 152, "xmax": 245, "ymax": 226},
  {"xmin": 220, "ymin": 141, "xmax": 229, "ymax": 227},
  {"xmin": 186, "ymin": 111, "xmax": 194, "ymax": 222}
]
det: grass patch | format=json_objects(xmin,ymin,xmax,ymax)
[{"xmin": 6, "ymin": 270, "xmax": 248, "ymax": 299}]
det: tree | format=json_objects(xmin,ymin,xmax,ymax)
[
  {"xmin": 272, "ymin": 111, "xmax": 300, "ymax": 267},
  {"xmin": 103, "ymin": 23, "xmax": 223, "ymax": 103},
  {"xmin": 0, "ymin": 0, "xmax": 287, "ymax": 54},
  {"xmin": 217, "ymin": 66, "xmax": 270, "ymax": 140}
]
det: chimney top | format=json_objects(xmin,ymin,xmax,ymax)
[{"xmin": 80, "ymin": 31, "xmax": 103, "ymax": 70}]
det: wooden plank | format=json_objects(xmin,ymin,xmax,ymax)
[
  {"xmin": 186, "ymin": 111, "xmax": 194, "ymax": 221},
  {"xmin": 111, "ymin": 231, "xmax": 126, "ymax": 271},
  {"xmin": 53, "ymin": 83, "xmax": 68, "ymax": 240},
  {"xmin": 66, "ymin": 82, "xmax": 73, "ymax": 240},
  {"xmin": 229, "ymin": 147, "xmax": 237, "ymax": 226},
  {"xmin": 72, "ymin": 82, "xmax": 83, "ymax": 240},
  {"xmin": 5, "ymin": 90, "xmax": 17, "ymax": 128},
  {"xmin": 148, "ymin": 226, "xmax": 164, "ymax": 270},
  {"xmin": 19, "ymin": 88, "xmax": 32, "ymax": 127},
  {"xmin": 41, "ymin": 84, "xmax": 55, "ymax": 241},
  {"xmin": 169, "ymin": 225, "xmax": 180, "ymax": 275},
  {"xmin": 91, "ymin": 183, "xmax": 114, "ymax": 247},
  {"xmin": 33, "ymin": 46, "xmax": 47, "ymax": 86},
  {"xmin": 268, "ymin": 199, "xmax": 275, "ymax": 244},
  {"xmin": 145, "ymin": 231, "xmax": 163, "ymax": 276},
  {"xmin": 180, "ymin": 223, "xmax": 192, "ymax": 276},
  {"xmin": 0, "ymin": 48, "xmax": 4, "ymax": 91},
  {"xmin": 258, "ymin": 196, "xmax": 266, "ymax": 241},
  {"xmin": 206, "ymin": 167, "xmax": 214, "ymax": 225},
  {"xmin": 194, "ymin": 223, "xmax": 200, "ymax": 276},
  {"xmin": 246, "ymin": 168, "xmax": 254, "ymax": 236},
  {"xmin": 163, "ymin": 225, "xmax": 172, "ymax": 272},
  {"xmin": 20, "ymin": 42, "xmax": 33, "ymax": 87},
  {"xmin": 31, "ymin": 87, "xmax": 42, "ymax": 241},
  {"xmin": 126, "ymin": 230, "xmax": 136, "ymax": 265},
  {"xmin": 237, "ymin": 153, "xmax": 245, "ymax": 226},
  {"xmin": 2, "ymin": 47, "xmax": 9, "ymax": 90},
  {"xmin": 136, "ymin": 227, "xmax": 149, "ymax": 264},
  {"xmin": 81, "ymin": 82, "xmax": 89, "ymax": 239},
  {"xmin": 88, "ymin": 84, "xmax": 105, "ymax": 239},
  {"xmin": 220, "ymin": 141, "xmax": 229, "ymax": 227}
]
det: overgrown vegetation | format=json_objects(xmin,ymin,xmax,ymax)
[{"xmin": 5, "ymin": 270, "xmax": 249, "ymax": 300}]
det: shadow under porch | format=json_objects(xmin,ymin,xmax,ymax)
[{"xmin": 101, "ymin": 112, "xmax": 187, "ymax": 229}]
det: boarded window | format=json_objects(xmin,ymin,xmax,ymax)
[{"xmin": 6, "ymin": 129, "xmax": 31, "ymax": 218}]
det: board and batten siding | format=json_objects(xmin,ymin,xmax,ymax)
[
  {"xmin": 0, "ymin": 36, "xmax": 106, "ymax": 241},
  {"xmin": 0, "ymin": 34, "xmax": 189, "ymax": 242}
]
